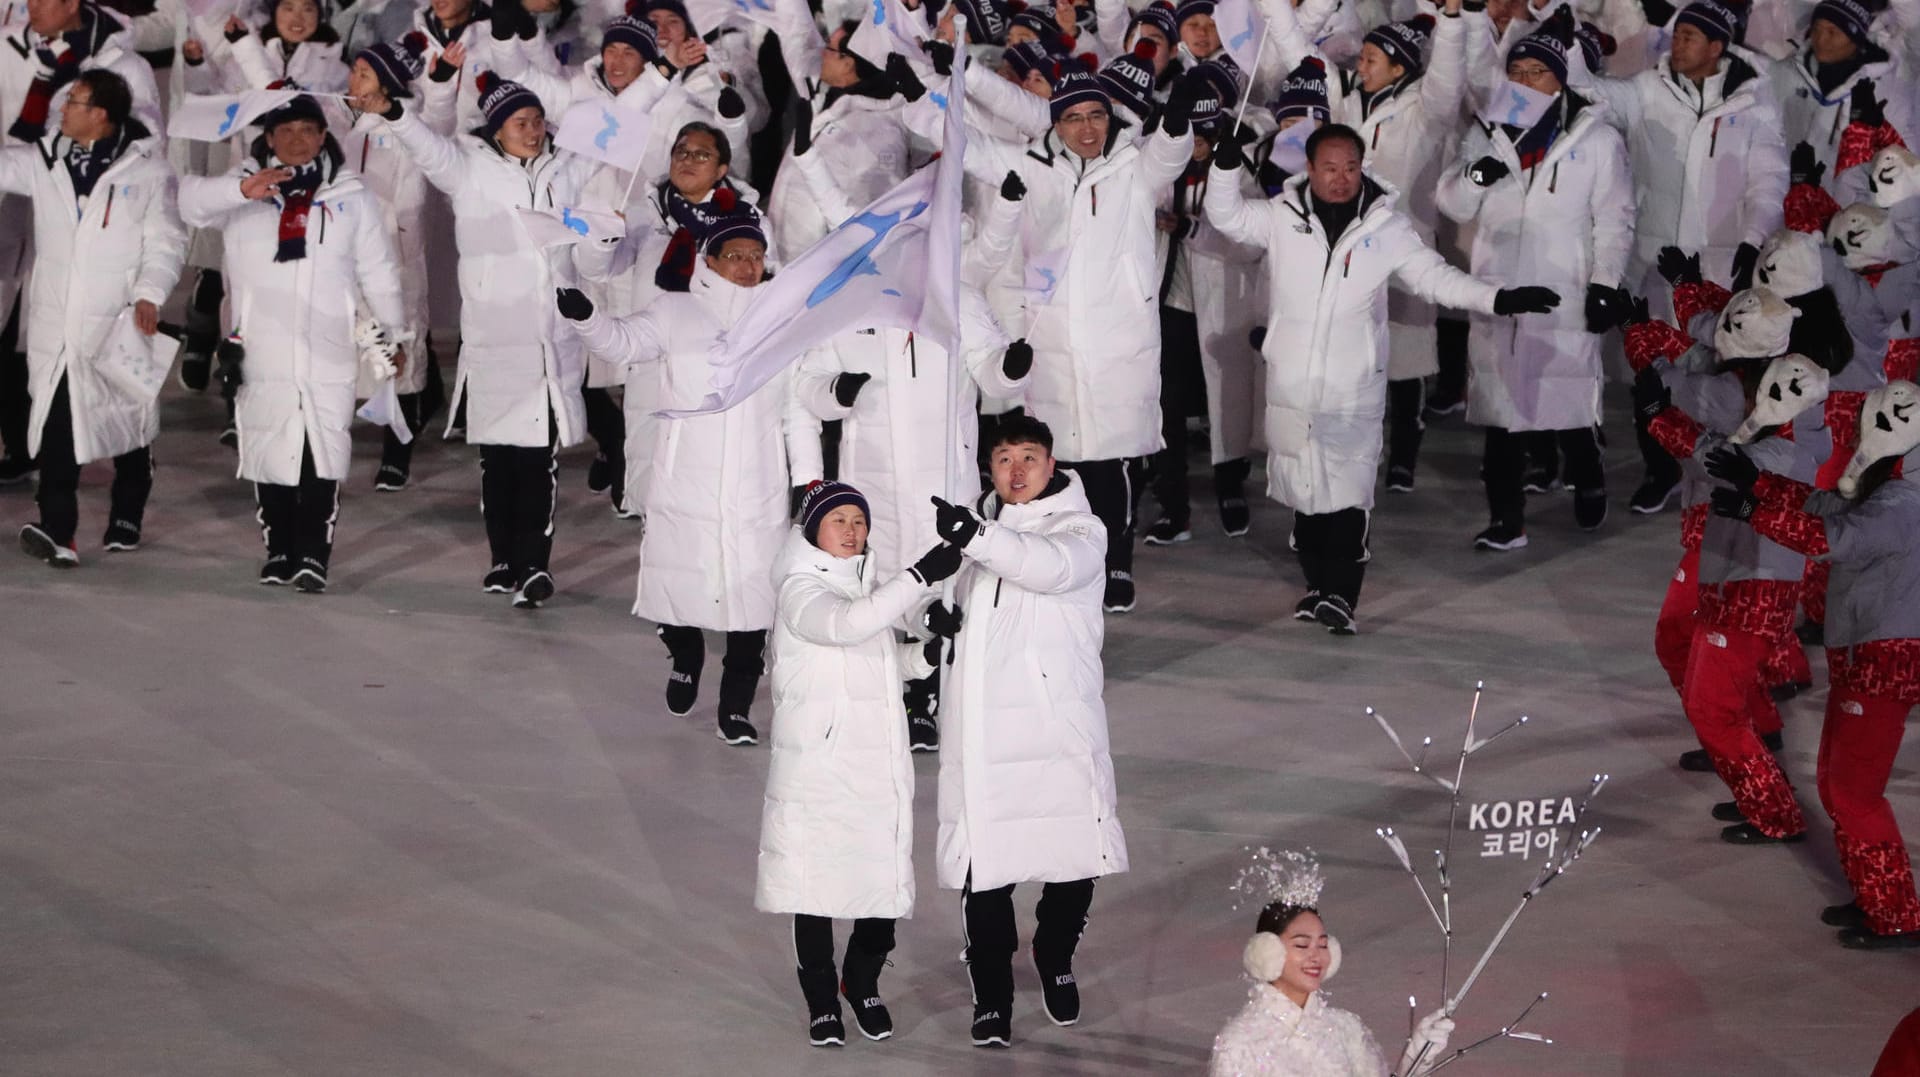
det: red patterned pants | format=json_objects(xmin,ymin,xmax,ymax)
[
  {"xmin": 1655, "ymin": 550, "xmax": 1699, "ymax": 696},
  {"xmin": 1823, "ymin": 644, "xmax": 1920, "ymax": 935},
  {"xmin": 1685, "ymin": 624, "xmax": 1804, "ymax": 836}
]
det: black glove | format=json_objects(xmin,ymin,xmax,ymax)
[
  {"xmin": 1729, "ymin": 242, "xmax": 1759, "ymax": 292},
  {"xmin": 215, "ymin": 336, "xmax": 245, "ymax": 390},
  {"xmin": 1704, "ymin": 445, "xmax": 1760, "ymax": 492},
  {"xmin": 429, "ymin": 54, "xmax": 459, "ymax": 82},
  {"xmin": 923, "ymin": 599, "xmax": 964, "ymax": 638},
  {"xmin": 1656, "ymin": 245, "xmax": 1702, "ymax": 286},
  {"xmin": 1160, "ymin": 72, "xmax": 1198, "ymax": 138},
  {"xmin": 790, "ymin": 485, "xmax": 807, "ymax": 519},
  {"xmin": 832, "ymin": 371, "xmax": 871, "ymax": 407},
  {"xmin": 1493, "ymin": 286, "xmax": 1560, "ymax": 315},
  {"xmin": 1467, "ymin": 155, "xmax": 1509, "ymax": 188},
  {"xmin": 1631, "ymin": 365, "xmax": 1670, "ymax": 423},
  {"xmin": 1851, "ymin": 78, "xmax": 1885, "ymax": 128},
  {"xmin": 1584, "ymin": 283, "xmax": 1632, "ymax": 333},
  {"xmin": 1790, "ymin": 141, "xmax": 1825, "ymax": 188},
  {"xmin": 1709, "ymin": 486, "xmax": 1757, "ymax": 521},
  {"xmin": 885, "ymin": 53, "xmax": 927, "ymax": 102},
  {"xmin": 921, "ymin": 635, "xmax": 944, "ymax": 669},
  {"xmin": 930, "ymin": 495, "xmax": 982, "ymax": 547},
  {"xmin": 1000, "ymin": 169, "xmax": 1025, "ymax": 201},
  {"xmin": 1638, "ymin": 0, "xmax": 1676, "ymax": 28},
  {"xmin": 224, "ymin": 20, "xmax": 248, "ymax": 41},
  {"xmin": 923, "ymin": 38, "xmax": 954, "ymax": 76},
  {"xmin": 1002, "ymin": 339, "xmax": 1033, "ymax": 379},
  {"xmin": 555, "ymin": 287, "xmax": 594, "ymax": 321},
  {"xmin": 716, "ymin": 84, "xmax": 745, "ymax": 119},
  {"xmin": 791, "ymin": 98, "xmax": 813, "ymax": 156},
  {"xmin": 1211, "ymin": 124, "xmax": 1246, "ymax": 171},
  {"xmin": 490, "ymin": 0, "xmax": 521, "ymax": 39},
  {"xmin": 909, "ymin": 542, "xmax": 964, "ymax": 584},
  {"xmin": 1624, "ymin": 292, "xmax": 1652, "ymax": 327},
  {"xmin": 1249, "ymin": 326, "xmax": 1267, "ymax": 351}
]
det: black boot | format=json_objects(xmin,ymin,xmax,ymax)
[
  {"xmin": 178, "ymin": 269, "xmax": 223, "ymax": 391},
  {"xmin": 657, "ymin": 625, "xmax": 704, "ymax": 716},
  {"xmin": 904, "ymin": 666, "xmax": 939, "ymax": 752},
  {"xmin": 798, "ymin": 965, "xmax": 845, "ymax": 1047},
  {"xmin": 716, "ymin": 630, "xmax": 764, "ymax": 745},
  {"xmin": 841, "ymin": 940, "xmax": 893, "ymax": 1041},
  {"xmin": 967, "ymin": 955, "xmax": 1013, "ymax": 1048}
]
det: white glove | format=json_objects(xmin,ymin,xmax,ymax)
[
  {"xmin": 355, "ymin": 318, "xmax": 406, "ymax": 381},
  {"xmin": 1398, "ymin": 1009, "xmax": 1455, "ymax": 1076}
]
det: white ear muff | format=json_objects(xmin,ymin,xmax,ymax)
[
  {"xmin": 1243, "ymin": 932, "xmax": 1289, "ymax": 983},
  {"xmin": 1323, "ymin": 935, "xmax": 1342, "ymax": 984}
]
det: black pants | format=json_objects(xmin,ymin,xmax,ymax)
[
  {"xmin": 255, "ymin": 439, "xmax": 338, "ymax": 569},
  {"xmin": 1059, "ymin": 457, "xmax": 1144, "ymax": 583},
  {"xmin": 1483, "ymin": 426, "xmax": 1603, "ymax": 524},
  {"xmin": 1386, "ymin": 377, "xmax": 1425, "ymax": 473},
  {"xmin": 0, "ymin": 293, "xmax": 27, "ymax": 462},
  {"xmin": 1433, "ymin": 317, "xmax": 1468, "ymax": 404},
  {"xmin": 582, "ymin": 385, "xmax": 624, "ymax": 496},
  {"xmin": 1636, "ymin": 415, "xmax": 1680, "ymax": 487},
  {"xmin": 793, "ymin": 914, "xmax": 896, "ymax": 974},
  {"xmin": 1292, "ymin": 507, "xmax": 1370, "ymax": 607},
  {"xmin": 1152, "ymin": 306, "xmax": 1203, "ymax": 525},
  {"xmin": 963, "ymin": 874, "xmax": 1095, "ymax": 1005},
  {"xmin": 660, "ymin": 626, "xmax": 767, "ymax": 717},
  {"xmin": 379, "ymin": 389, "xmax": 427, "ymax": 472},
  {"xmin": 478, "ymin": 441, "xmax": 557, "ymax": 576},
  {"xmin": 35, "ymin": 377, "xmax": 152, "ymax": 546}
]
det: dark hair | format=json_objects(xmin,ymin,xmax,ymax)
[
  {"xmin": 261, "ymin": 0, "xmax": 342, "ymax": 45},
  {"xmin": 1255, "ymin": 902, "xmax": 1318, "ymax": 936},
  {"xmin": 72, "ymin": 69, "xmax": 132, "ymax": 127},
  {"xmin": 1785, "ymin": 288, "xmax": 1854, "ymax": 376},
  {"xmin": 1305, "ymin": 122, "xmax": 1365, "ymax": 164},
  {"xmin": 673, "ymin": 121, "xmax": 732, "ymax": 166},
  {"xmin": 988, "ymin": 413, "xmax": 1054, "ymax": 455}
]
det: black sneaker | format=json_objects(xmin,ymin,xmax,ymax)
[
  {"xmin": 1796, "ymin": 621, "xmax": 1826, "ymax": 646},
  {"xmin": 1838, "ymin": 927, "xmax": 1920, "ymax": 951},
  {"xmin": 373, "ymin": 464, "xmax": 409, "ymax": 492},
  {"xmin": 1721, "ymin": 822, "xmax": 1806, "ymax": 845},
  {"xmin": 1423, "ymin": 391, "xmax": 1465, "ymax": 420},
  {"xmin": 1574, "ymin": 489, "xmax": 1608, "ymax": 531},
  {"xmin": 1521, "ymin": 468, "xmax": 1558, "ymax": 495},
  {"xmin": 1293, "ymin": 591, "xmax": 1322, "ymax": 621},
  {"xmin": 1141, "ymin": 517, "xmax": 1191, "ymax": 545},
  {"xmin": 716, "ymin": 713, "xmax": 759, "ymax": 746},
  {"xmin": 292, "ymin": 560, "xmax": 328, "ymax": 594},
  {"xmin": 1103, "ymin": 571, "xmax": 1135, "ymax": 613},
  {"xmin": 587, "ymin": 452, "xmax": 612, "ymax": 493},
  {"xmin": 970, "ymin": 1007, "xmax": 1012, "ymax": 1048},
  {"xmin": 1678, "ymin": 747, "xmax": 1713, "ymax": 772},
  {"xmin": 482, "ymin": 564, "xmax": 516, "ymax": 593},
  {"xmin": 0, "ymin": 455, "xmax": 36, "ymax": 485},
  {"xmin": 840, "ymin": 947, "xmax": 893, "ymax": 1041},
  {"xmin": 513, "ymin": 570, "xmax": 555, "ymax": 609},
  {"xmin": 1630, "ymin": 474, "xmax": 1680, "ymax": 514},
  {"xmin": 1822, "ymin": 902, "xmax": 1867, "ymax": 929},
  {"xmin": 259, "ymin": 556, "xmax": 297, "ymax": 585},
  {"xmin": 908, "ymin": 714, "xmax": 939, "ymax": 752},
  {"xmin": 20, "ymin": 523, "xmax": 78, "ymax": 567},
  {"xmin": 1033, "ymin": 948, "xmax": 1081, "ymax": 1026},
  {"xmin": 1762, "ymin": 730, "xmax": 1783, "ymax": 752},
  {"xmin": 102, "ymin": 520, "xmax": 141, "ymax": 551},
  {"xmin": 1474, "ymin": 521, "xmax": 1529, "ymax": 551},
  {"xmin": 612, "ymin": 493, "xmax": 641, "ymax": 520},
  {"xmin": 178, "ymin": 352, "xmax": 212, "ymax": 392},
  {"xmin": 1385, "ymin": 465, "xmax": 1415, "ymax": 492},
  {"xmin": 1770, "ymin": 679, "xmax": 1811, "ymax": 702},
  {"xmin": 1711, "ymin": 801, "xmax": 1745, "ymax": 822},
  {"xmin": 1218, "ymin": 496, "xmax": 1250, "ymax": 537},
  {"xmin": 218, "ymin": 425, "xmax": 238, "ymax": 449},
  {"xmin": 1314, "ymin": 594, "xmax": 1357, "ymax": 636},
  {"xmin": 807, "ymin": 1010, "xmax": 846, "ymax": 1047}
]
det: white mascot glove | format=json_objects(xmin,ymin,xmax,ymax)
[
  {"xmin": 1398, "ymin": 1009, "xmax": 1455, "ymax": 1076},
  {"xmin": 355, "ymin": 317, "xmax": 399, "ymax": 382}
]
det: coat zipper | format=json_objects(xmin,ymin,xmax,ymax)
[{"xmin": 908, "ymin": 332, "xmax": 916, "ymax": 378}]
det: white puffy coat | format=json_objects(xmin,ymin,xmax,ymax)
[
  {"xmin": 963, "ymin": 127, "xmax": 1194, "ymax": 462},
  {"xmin": 1266, "ymin": 0, "xmax": 1472, "ymax": 380},
  {"xmin": 1580, "ymin": 49, "xmax": 1790, "ymax": 285},
  {"xmin": 754, "ymin": 529, "xmax": 929, "ymax": 920},
  {"xmin": 180, "ymin": 154, "xmax": 406, "ymax": 484},
  {"xmin": 1436, "ymin": 94, "xmax": 1635, "ymax": 431},
  {"xmin": 937, "ymin": 471, "xmax": 1125, "ymax": 892},
  {"xmin": 1772, "ymin": 45, "xmax": 1920, "ymax": 199},
  {"xmin": 0, "ymin": 127, "xmax": 184, "ymax": 462},
  {"xmin": 570, "ymin": 260, "xmax": 820, "ymax": 631},
  {"xmin": 385, "ymin": 107, "xmax": 595, "ymax": 448},
  {"xmin": 1205, "ymin": 172, "xmax": 1501, "ymax": 515},
  {"xmin": 793, "ymin": 292, "xmax": 1021, "ymax": 580},
  {"xmin": 1210, "ymin": 984, "xmax": 1390, "ymax": 1077}
]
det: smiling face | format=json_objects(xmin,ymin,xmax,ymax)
[
  {"xmin": 601, "ymin": 42, "xmax": 645, "ymax": 90},
  {"xmin": 266, "ymin": 118, "xmax": 325, "ymax": 166},
  {"xmin": 1055, "ymin": 100, "xmax": 1110, "ymax": 159},
  {"xmin": 705, "ymin": 237, "xmax": 766, "ymax": 286},
  {"xmin": 348, "ymin": 58, "xmax": 383, "ymax": 103},
  {"xmin": 493, "ymin": 106, "xmax": 547, "ymax": 159},
  {"xmin": 813, "ymin": 504, "xmax": 869, "ymax": 558},
  {"xmin": 1273, "ymin": 910, "xmax": 1331, "ymax": 1005},
  {"xmin": 991, "ymin": 439, "xmax": 1055, "ymax": 504},
  {"xmin": 647, "ymin": 8, "xmax": 690, "ymax": 46},
  {"xmin": 274, "ymin": 0, "xmax": 321, "ymax": 43},
  {"xmin": 26, "ymin": 0, "xmax": 80, "ymax": 36},
  {"xmin": 1355, "ymin": 42, "xmax": 1405, "ymax": 94},
  {"xmin": 1179, "ymin": 12, "xmax": 1219, "ymax": 58},
  {"xmin": 429, "ymin": 0, "xmax": 473, "ymax": 29}
]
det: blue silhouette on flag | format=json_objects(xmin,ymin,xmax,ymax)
[
  {"xmin": 1501, "ymin": 88, "xmax": 1529, "ymax": 125},
  {"xmin": 595, "ymin": 109, "xmax": 620, "ymax": 152},
  {"xmin": 561, "ymin": 208, "xmax": 590, "ymax": 235},
  {"xmin": 806, "ymin": 202, "xmax": 930, "ymax": 309},
  {"xmin": 1230, "ymin": 25, "xmax": 1252, "ymax": 49},
  {"xmin": 217, "ymin": 102, "xmax": 241, "ymax": 136},
  {"xmin": 872, "ymin": 0, "xmax": 886, "ymax": 24}
]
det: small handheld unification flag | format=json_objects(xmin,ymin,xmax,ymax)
[
  {"xmin": 514, "ymin": 206, "xmax": 627, "ymax": 248},
  {"xmin": 1268, "ymin": 120, "xmax": 1315, "ymax": 174},
  {"xmin": 168, "ymin": 89, "xmax": 304, "ymax": 142},
  {"xmin": 554, "ymin": 98, "xmax": 653, "ymax": 172},
  {"xmin": 356, "ymin": 380, "xmax": 413, "ymax": 444},
  {"xmin": 847, "ymin": 0, "xmax": 930, "ymax": 69},
  {"xmin": 94, "ymin": 309, "xmax": 180, "ymax": 404},
  {"xmin": 1212, "ymin": 0, "xmax": 1267, "ymax": 77},
  {"xmin": 1479, "ymin": 79, "xmax": 1556, "ymax": 130}
]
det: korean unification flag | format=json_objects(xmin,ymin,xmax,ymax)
[
  {"xmin": 554, "ymin": 98, "xmax": 652, "ymax": 173},
  {"xmin": 848, "ymin": 0, "xmax": 931, "ymax": 69},
  {"xmin": 515, "ymin": 206, "xmax": 627, "ymax": 248},
  {"xmin": 168, "ymin": 89, "xmax": 303, "ymax": 142},
  {"xmin": 661, "ymin": 55, "xmax": 968, "ymax": 417},
  {"xmin": 1212, "ymin": 0, "xmax": 1267, "ymax": 76},
  {"xmin": 1478, "ymin": 79, "xmax": 1556, "ymax": 130}
]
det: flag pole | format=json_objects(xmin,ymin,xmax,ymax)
[
  {"xmin": 1232, "ymin": 20, "xmax": 1269, "ymax": 134},
  {"xmin": 941, "ymin": 18, "xmax": 967, "ymax": 622}
]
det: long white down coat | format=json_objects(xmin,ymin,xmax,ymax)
[
  {"xmin": 1205, "ymin": 172, "xmax": 1501, "ymax": 515},
  {"xmin": 180, "ymin": 155, "xmax": 406, "ymax": 484},
  {"xmin": 385, "ymin": 108, "xmax": 595, "ymax": 448},
  {"xmin": 1265, "ymin": 0, "xmax": 1473, "ymax": 380},
  {"xmin": 0, "ymin": 128, "xmax": 185, "ymax": 462},
  {"xmin": 1436, "ymin": 93, "xmax": 1635, "ymax": 432},
  {"xmin": 963, "ymin": 127, "xmax": 1194, "ymax": 462},
  {"xmin": 570, "ymin": 259, "xmax": 820, "ymax": 631},
  {"xmin": 754, "ymin": 529, "xmax": 930, "ymax": 920},
  {"xmin": 938, "ymin": 472, "xmax": 1126, "ymax": 892},
  {"xmin": 1210, "ymin": 984, "xmax": 1390, "ymax": 1077}
]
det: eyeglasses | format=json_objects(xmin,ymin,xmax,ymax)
[
  {"xmin": 672, "ymin": 147, "xmax": 717, "ymax": 163},
  {"xmin": 62, "ymin": 96, "xmax": 100, "ymax": 110},
  {"xmin": 1057, "ymin": 109, "xmax": 1109, "ymax": 127},
  {"xmin": 715, "ymin": 249, "xmax": 764, "ymax": 264},
  {"xmin": 1506, "ymin": 63, "xmax": 1555, "ymax": 81}
]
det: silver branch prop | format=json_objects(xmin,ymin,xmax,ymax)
[{"xmin": 1371, "ymin": 683, "xmax": 1608, "ymax": 1076}]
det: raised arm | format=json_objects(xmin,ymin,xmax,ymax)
[
  {"xmin": 382, "ymin": 102, "xmax": 467, "ymax": 194},
  {"xmin": 964, "ymin": 509, "xmax": 1107, "ymax": 594},
  {"xmin": 780, "ymin": 569, "xmax": 934, "ymax": 647},
  {"xmin": 177, "ymin": 168, "xmax": 254, "ymax": 229},
  {"xmin": 1418, "ymin": 7, "xmax": 1469, "ymax": 123},
  {"xmin": 1201, "ymin": 157, "xmax": 1277, "ymax": 247},
  {"xmin": 570, "ymin": 304, "xmax": 669, "ymax": 367}
]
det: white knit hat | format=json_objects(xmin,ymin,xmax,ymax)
[
  {"xmin": 1712, "ymin": 287, "xmax": 1800, "ymax": 360},
  {"xmin": 1839, "ymin": 381, "xmax": 1920, "ymax": 497},
  {"xmin": 1731, "ymin": 354, "xmax": 1828, "ymax": 444},
  {"xmin": 1753, "ymin": 228, "xmax": 1823, "ymax": 298}
]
